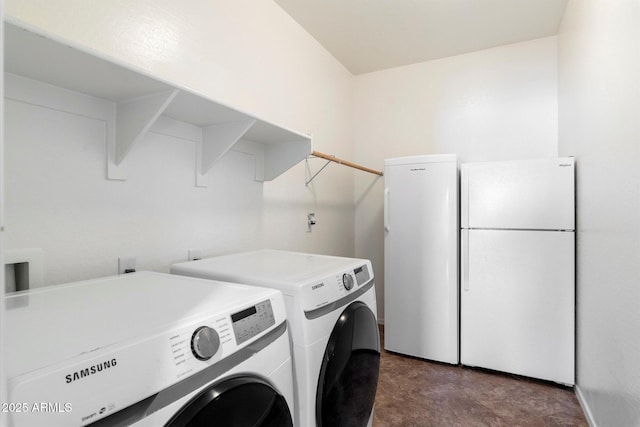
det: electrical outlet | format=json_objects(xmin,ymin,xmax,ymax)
[
  {"xmin": 188, "ymin": 249, "xmax": 203, "ymax": 261},
  {"xmin": 118, "ymin": 256, "xmax": 137, "ymax": 274}
]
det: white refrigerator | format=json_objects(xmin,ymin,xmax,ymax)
[
  {"xmin": 384, "ymin": 155, "xmax": 459, "ymax": 364},
  {"xmin": 460, "ymin": 158, "xmax": 575, "ymax": 385}
]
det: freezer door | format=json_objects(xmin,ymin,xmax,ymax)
[
  {"xmin": 461, "ymin": 158, "xmax": 574, "ymax": 230},
  {"xmin": 384, "ymin": 157, "xmax": 458, "ymax": 364},
  {"xmin": 460, "ymin": 229, "xmax": 575, "ymax": 385}
]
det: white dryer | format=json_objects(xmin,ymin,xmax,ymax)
[
  {"xmin": 5, "ymin": 272, "xmax": 294, "ymax": 427},
  {"xmin": 171, "ymin": 249, "xmax": 380, "ymax": 427}
]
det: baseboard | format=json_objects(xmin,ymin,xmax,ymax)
[{"xmin": 575, "ymin": 385, "xmax": 597, "ymax": 427}]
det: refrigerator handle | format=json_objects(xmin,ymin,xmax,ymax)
[
  {"xmin": 384, "ymin": 188, "xmax": 390, "ymax": 232},
  {"xmin": 461, "ymin": 229, "xmax": 469, "ymax": 291}
]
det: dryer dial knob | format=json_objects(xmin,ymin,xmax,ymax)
[
  {"xmin": 342, "ymin": 273, "xmax": 355, "ymax": 291},
  {"xmin": 191, "ymin": 326, "xmax": 220, "ymax": 361}
]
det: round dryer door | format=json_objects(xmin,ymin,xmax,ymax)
[
  {"xmin": 316, "ymin": 301, "xmax": 380, "ymax": 427},
  {"xmin": 166, "ymin": 376, "xmax": 293, "ymax": 427}
]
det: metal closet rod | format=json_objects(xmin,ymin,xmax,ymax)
[{"xmin": 311, "ymin": 150, "xmax": 384, "ymax": 176}]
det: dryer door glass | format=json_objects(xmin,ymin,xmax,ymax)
[
  {"xmin": 166, "ymin": 376, "xmax": 293, "ymax": 427},
  {"xmin": 316, "ymin": 301, "xmax": 380, "ymax": 427}
]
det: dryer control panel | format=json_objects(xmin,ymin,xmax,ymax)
[{"xmin": 301, "ymin": 262, "xmax": 373, "ymax": 312}]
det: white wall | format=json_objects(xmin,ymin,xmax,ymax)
[
  {"xmin": 353, "ymin": 37, "xmax": 559, "ymax": 319},
  {"xmin": 3, "ymin": 0, "xmax": 355, "ymax": 285},
  {"xmin": 4, "ymin": 75, "xmax": 266, "ymax": 284},
  {"xmin": 0, "ymin": 8, "xmax": 7, "ymax": 426},
  {"xmin": 558, "ymin": 1, "xmax": 640, "ymax": 425}
]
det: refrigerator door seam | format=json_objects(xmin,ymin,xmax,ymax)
[{"xmin": 461, "ymin": 230, "xmax": 469, "ymax": 291}]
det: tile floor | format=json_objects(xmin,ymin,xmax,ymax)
[{"xmin": 372, "ymin": 327, "xmax": 588, "ymax": 426}]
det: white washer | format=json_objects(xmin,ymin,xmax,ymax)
[
  {"xmin": 171, "ymin": 249, "xmax": 380, "ymax": 427},
  {"xmin": 5, "ymin": 272, "xmax": 295, "ymax": 427}
]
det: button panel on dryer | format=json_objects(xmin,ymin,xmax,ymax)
[{"xmin": 231, "ymin": 300, "xmax": 275, "ymax": 345}]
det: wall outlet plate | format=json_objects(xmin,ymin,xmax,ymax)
[
  {"xmin": 118, "ymin": 256, "xmax": 137, "ymax": 274},
  {"xmin": 3, "ymin": 248, "xmax": 44, "ymax": 290}
]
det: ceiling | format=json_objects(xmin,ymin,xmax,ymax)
[{"xmin": 274, "ymin": 0, "xmax": 568, "ymax": 75}]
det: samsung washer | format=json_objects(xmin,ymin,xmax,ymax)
[
  {"xmin": 172, "ymin": 249, "xmax": 380, "ymax": 427},
  {"xmin": 5, "ymin": 272, "xmax": 294, "ymax": 426}
]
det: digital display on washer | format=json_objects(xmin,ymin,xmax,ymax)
[
  {"xmin": 231, "ymin": 299, "xmax": 276, "ymax": 345},
  {"xmin": 354, "ymin": 265, "xmax": 371, "ymax": 286},
  {"xmin": 231, "ymin": 306, "xmax": 257, "ymax": 322}
]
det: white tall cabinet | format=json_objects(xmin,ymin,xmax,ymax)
[{"xmin": 383, "ymin": 155, "xmax": 459, "ymax": 364}]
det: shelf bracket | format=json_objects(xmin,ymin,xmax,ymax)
[
  {"xmin": 107, "ymin": 89, "xmax": 178, "ymax": 180},
  {"xmin": 305, "ymin": 157, "xmax": 333, "ymax": 186},
  {"xmin": 196, "ymin": 119, "xmax": 256, "ymax": 187},
  {"xmin": 305, "ymin": 150, "xmax": 383, "ymax": 186}
]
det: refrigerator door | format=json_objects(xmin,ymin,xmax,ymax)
[
  {"xmin": 461, "ymin": 158, "xmax": 575, "ymax": 230},
  {"xmin": 460, "ymin": 229, "xmax": 575, "ymax": 385},
  {"xmin": 384, "ymin": 155, "xmax": 458, "ymax": 364}
]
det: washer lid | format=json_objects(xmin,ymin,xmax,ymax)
[
  {"xmin": 172, "ymin": 249, "xmax": 371, "ymax": 292},
  {"xmin": 5, "ymin": 272, "xmax": 281, "ymax": 378}
]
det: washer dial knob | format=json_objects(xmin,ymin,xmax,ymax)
[
  {"xmin": 342, "ymin": 273, "xmax": 355, "ymax": 291},
  {"xmin": 191, "ymin": 326, "xmax": 220, "ymax": 361}
]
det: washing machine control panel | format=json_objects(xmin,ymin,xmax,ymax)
[
  {"xmin": 167, "ymin": 296, "xmax": 282, "ymax": 385},
  {"xmin": 191, "ymin": 326, "xmax": 221, "ymax": 360},
  {"xmin": 231, "ymin": 299, "xmax": 276, "ymax": 345}
]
